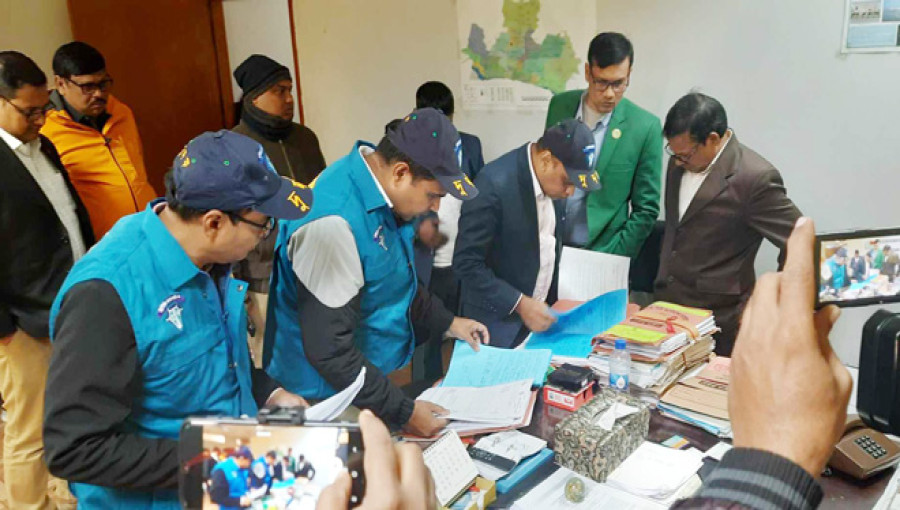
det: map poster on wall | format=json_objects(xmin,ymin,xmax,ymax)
[
  {"xmin": 457, "ymin": 0, "xmax": 597, "ymax": 111},
  {"xmin": 842, "ymin": 0, "xmax": 900, "ymax": 52}
]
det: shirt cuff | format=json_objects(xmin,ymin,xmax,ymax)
[
  {"xmin": 695, "ymin": 448, "xmax": 823, "ymax": 510},
  {"xmin": 509, "ymin": 293, "xmax": 524, "ymax": 316}
]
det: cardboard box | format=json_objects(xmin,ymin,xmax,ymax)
[
  {"xmin": 445, "ymin": 477, "xmax": 497, "ymax": 510},
  {"xmin": 543, "ymin": 382, "xmax": 594, "ymax": 412},
  {"xmin": 553, "ymin": 387, "xmax": 649, "ymax": 482}
]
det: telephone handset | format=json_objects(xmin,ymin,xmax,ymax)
[{"xmin": 828, "ymin": 414, "xmax": 900, "ymax": 480}]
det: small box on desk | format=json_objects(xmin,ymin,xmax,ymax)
[
  {"xmin": 444, "ymin": 477, "xmax": 496, "ymax": 510},
  {"xmin": 543, "ymin": 382, "xmax": 594, "ymax": 412},
  {"xmin": 553, "ymin": 387, "xmax": 650, "ymax": 482}
]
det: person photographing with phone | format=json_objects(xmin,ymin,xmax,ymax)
[{"xmin": 43, "ymin": 131, "xmax": 311, "ymax": 509}]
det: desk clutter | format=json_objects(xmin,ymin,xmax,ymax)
[{"xmin": 407, "ymin": 295, "xmax": 743, "ymax": 507}]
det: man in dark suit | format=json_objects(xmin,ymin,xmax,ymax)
[
  {"xmin": 454, "ymin": 120, "xmax": 600, "ymax": 347},
  {"xmin": 412, "ymin": 81, "xmax": 485, "ymax": 379},
  {"xmin": 0, "ymin": 51, "xmax": 93, "ymax": 508},
  {"xmin": 654, "ymin": 93, "xmax": 801, "ymax": 356}
]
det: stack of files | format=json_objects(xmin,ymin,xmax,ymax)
[
  {"xmin": 595, "ymin": 301, "xmax": 718, "ymax": 359},
  {"xmin": 658, "ymin": 357, "xmax": 732, "ymax": 438},
  {"xmin": 606, "ymin": 442, "xmax": 704, "ymax": 502}
]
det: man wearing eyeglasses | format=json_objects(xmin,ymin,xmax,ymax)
[
  {"xmin": 545, "ymin": 32, "xmax": 662, "ymax": 259},
  {"xmin": 41, "ymin": 41, "xmax": 156, "ymax": 239},
  {"xmin": 0, "ymin": 50, "xmax": 92, "ymax": 510},
  {"xmin": 43, "ymin": 131, "xmax": 310, "ymax": 509},
  {"xmin": 654, "ymin": 93, "xmax": 801, "ymax": 356}
]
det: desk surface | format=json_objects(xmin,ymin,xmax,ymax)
[{"xmin": 490, "ymin": 395, "xmax": 893, "ymax": 509}]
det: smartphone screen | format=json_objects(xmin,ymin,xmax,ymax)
[
  {"xmin": 815, "ymin": 228, "xmax": 900, "ymax": 308},
  {"xmin": 179, "ymin": 419, "xmax": 364, "ymax": 509}
]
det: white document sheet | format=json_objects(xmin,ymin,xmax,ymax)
[
  {"xmin": 418, "ymin": 379, "xmax": 533, "ymax": 423},
  {"xmin": 305, "ymin": 367, "xmax": 366, "ymax": 421},
  {"xmin": 512, "ymin": 467, "xmax": 667, "ymax": 509},
  {"xmin": 557, "ymin": 246, "xmax": 629, "ymax": 301},
  {"xmin": 606, "ymin": 442, "xmax": 704, "ymax": 500}
]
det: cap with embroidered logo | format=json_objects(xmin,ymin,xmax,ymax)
[
  {"xmin": 386, "ymin": 107, "xmax": 478, "ymax": 200},
  {"xmin": 541, "ymin": 119, "xmax": 602, "ymax": 191},
  {"xmin": 171, "ymin": 130, "xmax": 313, "ymax": 220}
]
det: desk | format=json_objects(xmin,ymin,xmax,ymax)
[{"xmin": 489, "ymin": 396, "xmax": 893, "ymax": 509}]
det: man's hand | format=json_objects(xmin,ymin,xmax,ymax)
[
  {"xmin": 730, "ymin": 217, "xmax": 852, "ymax": 477},
  {"xmin": 318, "ymin": 410, "xmax": 436, "ymax": 509},
  {"xmin": 416, "ymin": 216, "xmax": 448, "ymax": 250},
  {"xmin": 448, "ymin": 317, "xmax": 490, "ymax": 351},
  {"xmin": 239, "ymin": 496, "xmax": 251, "ymax": 507},
  {"xmin": 403, "ymin": 400, "xmax": 448, "ymax": 437},
  {"xmin": 515, "ymin": 295, "xmax": 556, "ymax": 333},
  {"xmin": 265, "ymin": 388, "xmax": 309, "ymax": 409}
]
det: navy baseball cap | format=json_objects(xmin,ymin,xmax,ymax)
[
  {"xmin": 234, "ymin": 446, "xmax": 254, "ymax": 460},
  {"xmin": 542, "ymin": 119, "xmax": 602, "ymax": 191},
  {"xmin": 386, "ymin": 108, "xmax": 478, "ymax": 200},
  {"xmin": 171, "ymin": 131, "xmax": 313, "ymax": 220}
]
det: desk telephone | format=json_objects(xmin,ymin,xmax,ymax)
[{"xmin": 828, "ymin": 415, "xmax": 900, "ymax": 480}]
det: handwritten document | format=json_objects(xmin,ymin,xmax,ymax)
[{"xmin": 441, "ymin": 341, "xmax": 551, "ymax": 388}]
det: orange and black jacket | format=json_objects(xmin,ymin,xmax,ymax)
[{"xmin": 42, "ymin": 91, "xmax": 157, "ymax": 239}]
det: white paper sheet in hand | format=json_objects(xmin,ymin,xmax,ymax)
[
  {"xmin": 557, "ymin": 246, "xmax": 629, "ymax": 301},
  {"xmin": 305, "ymin": 367, "xmax": 366, "ymax": 421}
]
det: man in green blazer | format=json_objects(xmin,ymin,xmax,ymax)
[{"xmin": 545, "ymin": 32, "xmax": 662, "ymax": 258}]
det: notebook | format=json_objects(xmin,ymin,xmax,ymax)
[{"xmin": 423, "ymin": 430, "xmax": 479, "ymax": 507}]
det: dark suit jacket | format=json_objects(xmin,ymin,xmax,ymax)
[
  {"xmin": 0, "ymin": 134, "xmax": 94, "ymax": 338},
  {"xmin": 459, "ymin": 131, "xmax": 485, "ymax": 181},
  {"xmin": 653, "ymin": 133, "xmax": 801, "ymax": 355},
  {"xmin": 453, "ymin": 144, "xmax": 563, "ymax": 347}
]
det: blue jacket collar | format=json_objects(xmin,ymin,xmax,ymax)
[{"xmin": 348, "ymin": 141, "xmax": 392, "ymax": 214}]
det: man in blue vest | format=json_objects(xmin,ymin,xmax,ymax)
[
  {"xmin": 249, "ymin": 451, "xmax": 276, "ymax": 495},
  {"xmin": 265, "ymin": 108, "xmax": 490, "ymax": 437},
  {"xmin": 43, "ymin": 131, "xmax": 311, "ymax": 509},
  {"xmin": 209, "ymin": 447, "xmax": 254, "ymax": 510}
]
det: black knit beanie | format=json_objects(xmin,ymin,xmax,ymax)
[{"xmin": 233, "ymin": 54, "xmax": 291, "ymax": 99}]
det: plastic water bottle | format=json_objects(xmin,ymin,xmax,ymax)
[{"xmin": 609, "ymin": 339, "xmax": 631, "ymax": 391}]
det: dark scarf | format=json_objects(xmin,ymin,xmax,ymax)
[{"xmin": 241, "ymin": 95, "xmax": 293, "ymax": 142}]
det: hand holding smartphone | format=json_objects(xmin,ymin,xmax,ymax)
[{"xmin": 815, "ymin": 227, "xmax": 900, "ymax": 308}]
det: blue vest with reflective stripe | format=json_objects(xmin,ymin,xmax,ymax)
[
  {"xmin": 49, "ymin": 202, "xmax": 257, "ymax": 510},
  {"xmin": 264, "ymin": 142, "xmax": 417, "ymax": 399},
  {"xmin": 211, "ymin": 457, "xmax": 249, "ymax": 510}
]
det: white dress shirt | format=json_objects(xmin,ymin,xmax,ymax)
[
  {"xmin": 527, "ymin": 143, "xmax": 556, "ymax": 304},
  {"xmin": 678, "ymin": 130, "xmax": 733, "ymax": 221},
  {"xmin": 0, "ymin": 127, "xmax": 86, "ymax": 260}
]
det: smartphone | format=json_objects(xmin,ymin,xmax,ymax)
[
  {"xmin": 179, "ymin": 417, "xmax": 364, "ymax": 509},
  {"xmin": 815, "ymin": 227, "xmax": 900, "ymax": 308}
]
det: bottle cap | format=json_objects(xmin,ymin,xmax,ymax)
[{"xmin": 615, "ymin": 338, "xmax": 627, "ymax": 350}]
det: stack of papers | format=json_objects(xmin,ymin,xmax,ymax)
[
  {"xmin": 595, "ymin": 301, "xmax": 718, "ymax": 358},
  {"xmin": 658, "ymin": 357, "xmax": 733, "ymax": 437},
  {"xmin": 419, "ymin": 379, "xmax": 534, "ymax": 425},
  {"xmin": 606, "ymin": 442, "xmax": 704, "ymax": 501},
  {"xmin": 513, "ymin": 467, "xmax": 681, "ymax": 509}
]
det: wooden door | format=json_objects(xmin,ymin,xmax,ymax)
[{"xmin": 67, "ymin": 0, "xmax": 234, "ymax": 193}]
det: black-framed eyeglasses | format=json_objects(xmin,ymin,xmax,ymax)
[
  {"xmin": 590, "ymin": 77, "xmax": 629, "ymax": 93},
  {"xmin": 665, "ymin": 142, "xmax": 701, "ymax": 164},
  {"xmin": 0, "ymin": 97, "xmax": 53, "ymax": 122},
  {"xmin": 65, "ymin": 76, "xmax": 114, "ymax": 95},
  {"xmin": 228, "ymin": 213, "xmax": 275, "ymax": 239}
]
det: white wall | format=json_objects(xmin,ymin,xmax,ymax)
[
  {"xmin": 293, "ymin": 0, "xmax": 900, "ymax": 365},
  {"xmin": 222, "ymin": 0, "xmax": 301, "ymax": 123},
  {"xmin": 0, "ymin": 0, "xmax": 72, "ymax": 78}
]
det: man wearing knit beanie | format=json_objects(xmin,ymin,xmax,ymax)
[{"xmin": 232, "ymin": 54, "xmax": 327, "ymax": 367}]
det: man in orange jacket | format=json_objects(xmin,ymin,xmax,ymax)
[{"xmin": 41, "ymin": 41, "xmax": 156, "ymax": 239}]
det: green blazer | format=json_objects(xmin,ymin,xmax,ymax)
[{"xmin": 545, "ymin": 91, "xmax": 662, "ymax": 258}]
